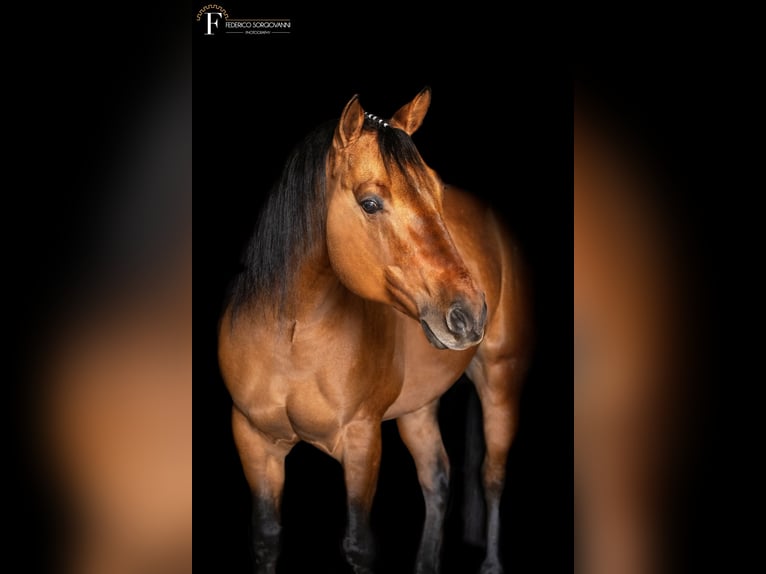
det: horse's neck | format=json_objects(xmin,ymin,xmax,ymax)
[{"xmin": 282, "ymin": 246, "xmax": 349, "ymax": 323}]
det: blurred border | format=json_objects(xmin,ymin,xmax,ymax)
[
  {"xmin": 575, "ymin": 35, "xmax": 763, "ymax": 571},
  {"xmin": 11, "ymin": 3, "xmax": 190, "ymax": 572}
]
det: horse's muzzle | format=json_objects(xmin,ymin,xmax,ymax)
[{"xmin": 420, "ymin": 298, "xmax": 487, "ymax": 351}]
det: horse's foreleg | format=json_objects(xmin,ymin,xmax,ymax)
[
  {"xmin": 339, "ymin": 420, "xmax": 382, "ymax": 574},
  {"xmin": 397, "ymin": 400, "xmax": 450, "ymax": 574},
  {"xmin": 232, "ymin": 407, "xmax": 290, "ymax": 574},
  {"xmin": 469, "ymin": 358, "xmax": 524, "ymax": 574}
]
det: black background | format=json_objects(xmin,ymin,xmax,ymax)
[{"xmin": 194, "ymin": 9, "xmax": 572, "ymax": 574}]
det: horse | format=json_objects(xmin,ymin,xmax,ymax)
[{"xmin": 218, "ymin": 88, "xmax": 533, "ymax": 574}]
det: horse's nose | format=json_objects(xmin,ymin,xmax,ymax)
[{"xmin": 446, "ymin": 299, "xmax": 487, "ymax": 341}]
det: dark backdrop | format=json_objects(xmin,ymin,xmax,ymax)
[{"xmin": 194, "ymin": 9, "xmax": 572, "ymax": 574}]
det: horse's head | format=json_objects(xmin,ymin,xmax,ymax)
[{"xmin": 325, "ymin": 88, "xmax": 486, "ymax": 351}]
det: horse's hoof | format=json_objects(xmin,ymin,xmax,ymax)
[{"xmin": 479, "ymin": 561, "xmax": 504, "ymax": 574}]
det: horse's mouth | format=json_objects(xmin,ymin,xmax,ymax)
[
  {"xmin": 420, "ymin": 319, "xmax": 448, "ymax": 350},
  {"xmin": 420, "ymin": 315, "xmax": 486, "ymax": 351}
]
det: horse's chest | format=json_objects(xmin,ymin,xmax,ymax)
[{"xmin": 246, "ymin": 320, "xmax": 401, "ymax": 449}]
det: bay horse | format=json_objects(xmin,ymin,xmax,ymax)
[{"xmin": 218, "ymin": 88, "xmax": 533, "ymax": 574}]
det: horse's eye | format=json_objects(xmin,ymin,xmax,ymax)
[{"xmin": 360, "ymin": 198, "xmax": 382, "ymax": 214}]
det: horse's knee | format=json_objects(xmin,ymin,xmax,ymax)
[
  {"xmin": 433, "ymin": 455, "xmax": 450, "ymax": 495},
  {"xmin": 482, "ymin": 455, "xmax": 508, "ymax": 497},
  {"xmin": 480, "ymin": 391, "xmax": 519, "ymax": 450},
  {"xmin": 420, "ymin": 451, "xmax": 450, "ymax": 497}
]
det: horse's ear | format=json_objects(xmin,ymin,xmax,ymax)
[
  {"xmin": 335, "ymin": 94, "xmax": 365, "ymax": 148},
  {"xmin": 390, "ymin": 87, "xmax": 431, "ymax": 135}
]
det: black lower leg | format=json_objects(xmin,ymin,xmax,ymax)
[
  {"xmin": 251, "ymin": 495, "xmax": 281, "ymax": 574},
  {"xmin": 416, "ymin": 458, "xmax": 450, "ymax": 574},
  {"xmin": 343, "ymin": 503, "xmax": 375, "ymax": 574},
  {"xmin": 479, "ymin": 485, "xmax": 504, "ymax": 574}
]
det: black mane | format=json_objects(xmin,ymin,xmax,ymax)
[{"xmin": 227, "ymin": 114, "xmax": 429, "ymax": 317}]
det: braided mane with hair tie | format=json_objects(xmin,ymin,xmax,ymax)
[{"xmin": 364, "ymin": 111, "xmax": 389, "ymax": 128}]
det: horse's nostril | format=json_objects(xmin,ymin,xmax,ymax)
[{"xmin": 447, "ymin": 304, "xmax": 472, "ymax": 336}]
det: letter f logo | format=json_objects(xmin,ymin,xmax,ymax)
[{"xmin": 205, "ymin": 12, "xmax": 222, "ymax": 35}]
